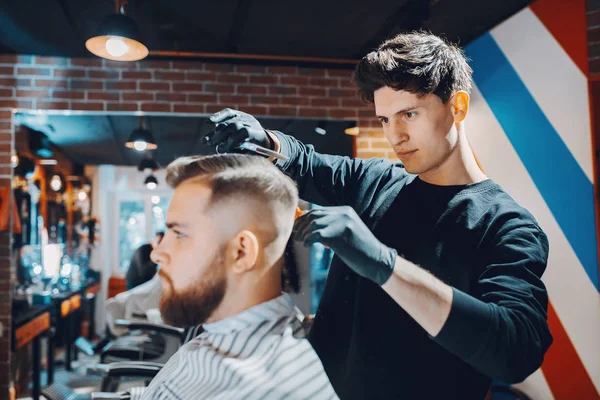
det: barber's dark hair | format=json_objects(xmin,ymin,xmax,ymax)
[{"xmin": 353, "ymin": 31, "xmax": 473, "ymax": 104}]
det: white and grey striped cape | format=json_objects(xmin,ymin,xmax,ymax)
[{"xmin": 131, "ymin": 294, "xmax": 339, "ymax": 400}]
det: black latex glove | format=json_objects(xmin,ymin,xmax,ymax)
[
  {"xmin": 203, "ymin": 108, "xmax": 271, "ymax": 153},
  {"xmin": 295, "ymin": 206, "xmax": 397, "ymax": 286}
]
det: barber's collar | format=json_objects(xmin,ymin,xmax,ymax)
[{"xmin": 202, "ymin": 293, "xmax": 295, "ymax": 334}]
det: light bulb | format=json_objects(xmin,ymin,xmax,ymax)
[
  {"xmin": 105, "ymin": 37, "xmax": 128, "ymax": 57},
  {"xmin": 129, "ymin": 218, "xmax": 136, "ymax": 225},
  {"xmin": 147, "ymin": 182, "xmax": 157, "ymax": 190},
  {"xmin": 133, "ymin": 141, "xmax": 147, "ymax": 151},
  {"xmin": 151, "ymin": 195, "xmax": 160, "ymax": 204},
  {"xmin": 78, "ymin": 190, "xmax": 87, "ymax": 201},
  {"xmin": 11, "ymin": 152, "xmax": 18, "ymax": 168},
  {"xmin": 50, "ymin": 175, "xmax": 62, "ymax": 191}
]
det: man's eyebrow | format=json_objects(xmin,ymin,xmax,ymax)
[
  {"xmin": 166, "ymin": 222, "xmax": 188, "ymax": 229},
  {"xmin": 376, "ymin": 105, "xmax": 420, "ymax": 119}
]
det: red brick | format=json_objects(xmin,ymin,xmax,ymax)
[
  {"xmin": 187, "ymin": 72, "xmax": 216, "ymax": 82},
  {"xmin": 0, "ymin": 89, "xmax": 12, "ymax": 98},
  {"xmin": 310, "ymin": 77, "xmax": 339, "ymax": 87},
  {"xmin": 35, "ymin": 56, "xmax": 68, "ymax": 66},
  {"xmin": 138, "ymin": 60, "xmax": 172, "ymax": 69},
  {"xmin": 237, "ymin": 65, "xmax": 267, "ymax": 74},
  {"xmin": 0, "ymin": 78, "xmax": 17, "ymax": 87},
  {"xmin": 0, "ymin": 110, "xmax": 12, "ymax": 119},
  {"xmin": 156, "ymin": 92, "xmax": 186, "ymax": 102},
  {"xmin": 251, "ymin": 96, "xmax": 279, "ymax": 105},
  {"xmin": 204, "ymin": 83, "xmax": 235, "ymax": 93},
  {"xmin": 0, "ymin": 144, "xmax": 11, "ymax": 153},
  {"xmin": 72, "ymin": 81, "xmax": 103, "ymax": 90},
  {"xmin": 36, "ymin": 101, "xmax": 69, "ymax": 110},
  {"xmin": 70, "ymin": 58, "xmax": 103, "ymax": 67},
  {"xmin": 269, "ymin": 106, "xmax": 298, "ymax": 117},
  {"xmin": 122, "ymin": 71, "xmax": 152, "ymax": 80},
  {"xmin": 311, "ymin": 98, "xmax": 339, "ymax": 107},
  {"xmin": 268, "ymin": 66, "xmax": 297, "ymax": 75},
  {"xmin": 154, "ymin": 71, "xmax": 186, "ymax": 81},
  {"xmin": 88, "ymin": 91, "xmax": 119, "ymax": 101},
  {"xmin": 206, "ymin": 104, "xmax": 225, "ymax": 114},
  {"xmin": 299, "ymin": 107, "xmax": 327, "ymax": 118},
  {"xmin": 328, "ymin": 109, "xmax": 357, "ymax": 119},
  {"xmin": 16, "ymin": 67, "xmax": 51, "ymax": 76},
  {"xmin": 141, "ymin": 103, "xmax": 171, "ymax": 112},
  {"xmin": 34, "ymin": 79, "xmax": 68, "ymax": 89},
  {"xmin": 219, "ymin": 95, "xmax": 249, "ymax": 105},
  {"xmin": 0, "ymin": 55, "xmax": 33, "ymax": 64},
  {"xmin": 188, "ymin": 94, "xmax": 217, "ymax": 103},
  {"xmin": 70, "ymin": 102, "xmax": 104, "ymax": 111},
  {"xmin": 140, "ymin": 82, "xmax": 170, "ymax": 91},
  {"xmin": 327, "ymin": 69, "xmax": 353, "ymax": 78},
  {"xmin": 359, "ymin": 109, "xmax": 375, "ymax": 117},
  {"xmin": 342, "ymin": 98, "xmax": 367, "ymax": 107},
  {"xmin": 173, "ymin": 104, "xmax": 206, "ymax": 113},
  {"xmin": 103, "ymin": 60, "xmax": 138, "ymax": 70},
  {"xmin": 53, "ymin": 68, "xmax": 85, "ymax": 78},
  {"xmin": 217, "ymin": 74, "xmax": 248, "ymax": 84},
  {"xmin": 105, "ymin": 81, "xmax": 137, "ymax": 90},
  {"xmin": 250, "ymin": 76, "xmax": 278, "ymax": 85},
  {"xmin": 237, "ymin": 85, "xmax": 267, "ymax": 95},
  {"xmin": 122, "ymin": 92, "xmax": 153, "ymax": 101},
  {"xmin": 0, "ymin": 67, "xmax": 14, "ymax": 76},
  {"xmin": 173, "ymin": 83, "xmax": 204, "ymax": 92},
  {"xmin": 88, "ymin": 70, "xmax": 120, "ymax": 79},
  {"xmin": 0, "ymin": 134, "xmax": 12, "ymax": 141},
  {"xmin": 172, "ymin": 61, "xmax": 205, "ymax": 70},
  {"xmin": 281, "ymin": 97, "xmax": 309, "ymax": 106},
  {"xmin": 52, "ymin": 90, "xmax": 85, "ymax": 100},
  {"xmin": 268, "ymin": 86, "xmax": 297, "ymax": 96},
  {"xmin": 329, "ymin": 88, "xmax": 356, "ymax": 97},
  {"xmin": 16, "ymin": 89, "xmax": 50, "ymax": 98},
  {"xmin": 300, "ymin": 87, "xmax": 326, "ymax": 97},
  {"xmin": 280, "ymin": 76, "xmax": 310, "ymax": 86},
  {"xmin": 298, "ymin": 67, "xmax": 326, "ymax": 77},
  {"xmin": 241, "ymin": 105, "xmax": 268, "ymax": 115},
  {"xmin": 356, "ymin": 150, "xmax": 389, "ymax": 159},
  {"xmin": 107, "ymin": 102, "xmax": 138, "ymax": 111},
  {"xmin": 205, "ymin": 63, "xmax": 235, "ymax": 73},
  {"xmin": 0, "ymin": 167, "xmax": 10, "ymax": 175}
]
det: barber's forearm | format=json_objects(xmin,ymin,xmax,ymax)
[{"xmin": 381, "ymin": 256, "xmax": 453, "ymax": 336}]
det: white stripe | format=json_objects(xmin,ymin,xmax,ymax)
[
  {"xmin": 490, "ymin": 7, "xmax": 594, "ymax": 183},
  {"xmin": 468, "ymin": 85, "xmax": 600, "ymax": 393},
  {"xmin": 513, "ymin": 369, "xmax": 555, "ymax": 400}
]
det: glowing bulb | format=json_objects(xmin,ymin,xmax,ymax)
[
  {"xmin": 33, "ymin": 265, "xmax": 42, "ymax": 275},
  {"xmin": 78, "ymin": 190, "xmax": 87, "ymax": 201},
  {"xmin": 11, "ymin": 152, "xmax": 18, "ymax": 168},
  {"xmin": 151, "ymin": 195, "xmax": 160, "ymax": 204},
  {"xmin": 50, "ymin": 175, "xmax": 62, "ymax": 191},
  {"xmin": 105, "ymin": 37, "xmax": 128, "ymax": 57},
  {"xmin": 129, "ymin": 217, "xmax": 136, "ymax": 225},
  {"xmin": 133, "ymin": 141, "xmax": 147, "ymax": 151},
  {"xmin": 147, "ymin": 182, "xmax": 157, "ymax": 190}
]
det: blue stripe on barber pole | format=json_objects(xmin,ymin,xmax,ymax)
[{"xmin": 465, "ymin": 32, "xmax": 599, "ymax": 290}]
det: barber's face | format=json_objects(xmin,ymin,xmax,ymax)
[{"xmin": 151, "ymin": 181, "xmax": 227, "ymax": 327}]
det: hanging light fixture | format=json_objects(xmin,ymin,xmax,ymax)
[
  {"xmin": 137, "ymin": 153, "xmax": 160, "ymax": 172},
  {"xmin": 144, "ymin": 174, "xmax": 158, "ymax": 190},
  {"xmin": 85, "ymin": 0, "xmax": 148, "ymax": 62},
  {"xmin": 11, "ymin": 151, "xmax": 19, "ymax": 168},
  {"xmin": 50, "ymin": 174, "xmax": 63, "ymax": 192},
  {"xmin": 126, "ymin": 116, "xmax": 157, "ymax": 151}
]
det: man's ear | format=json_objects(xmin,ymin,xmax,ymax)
[
  {"xmin": 229, "ymin": 230, "xmax": 259, "ymax": 274},
  {"xmin": 451, "ymin": 91, "xmax": 470, "ymax": 123}
]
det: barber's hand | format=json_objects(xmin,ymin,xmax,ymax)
[
  {"xmin": 295, "ymin": 206, "xmax": 397, "ymax": 286},
  {"xmin": 203, "ymin": 108, "xmax": 271, "ymax": 153}
]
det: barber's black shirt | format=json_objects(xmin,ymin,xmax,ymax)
[{"xmin": 273, "ymin": 132, "xmax": 552, "ymax": 399}]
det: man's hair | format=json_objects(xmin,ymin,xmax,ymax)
[
  {"xmin": 353, "ymin": 31, "xmax": 473, "ymax": 104},
  {"xmin": 165, "ymin": 154, "xmax": 298, "ymax": 212}
]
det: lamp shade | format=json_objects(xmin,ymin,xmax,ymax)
[
  {"xmin": 144, "ymin": 174, "xmax": 158, "ymax": 190},
  {"xmin": 85, "ymin": 14, "xmax": 148, "ymax": 61},
  {"xmin": 137, "ymin": 157, "xmax": 160, "ymax": 172},
  {"xmin": 125, "ymin": 127, "xmax": 157, "ymax": 151}
]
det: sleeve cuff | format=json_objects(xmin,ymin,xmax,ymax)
[{"xmin": 432, "ymin": 287, "xmax": 493, "ymax": 362}]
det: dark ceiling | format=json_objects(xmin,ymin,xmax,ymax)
[
  {"xmin": 0, "ymin": 0, "xmax": 533, "ymax": 63},
  {"xmin": 14, "ymin": 113, "xmax": 355, "ymax": 166}
]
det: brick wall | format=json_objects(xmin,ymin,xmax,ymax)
[
  {"xmin": 0, "ymin": 54, "xmax": 390, "ymax": 395},
  {"xmin": 589, "ymin": 0, "xmax": 600, "ymax": 76}
]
